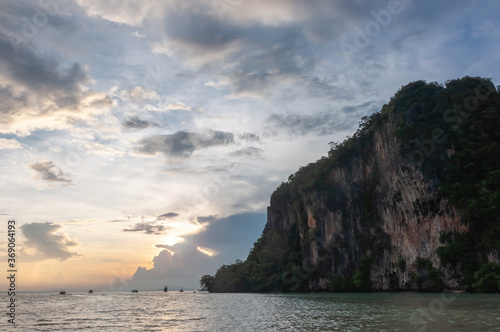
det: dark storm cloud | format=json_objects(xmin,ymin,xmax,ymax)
[
  {"xmin": 122, "ymin": 115, "xmax": 158, "ymax": 129},
  {"xmin": 157, "ymin": 212, "xmax": 179, "ymax": 219},
  {"xmin": 135, "ymin": 130, "xmax": 234, "ymax": 158},
  {"xmin": 123, "ymin": 221, "xmax": 169, "ymax": 235},
  {"xmin": 30, "ymin": 161, "xmax": 72, "ymax": 183},
  {"xmin": 20, "ymin": 222, "xmax": 79, "ymax": 261}
]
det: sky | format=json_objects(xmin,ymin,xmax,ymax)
[{"xmin": 0, "ymin": 0, "xmax": 499, "ymax": 291}]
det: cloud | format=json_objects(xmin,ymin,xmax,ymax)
[
  {"xmin": 20, "ymin": 222, "xmax": 79, "ymax": 261},
  {"xmin": 197, "ymin": 246, "xmax": 217, "ymax": 257},
  {"xmin": 126, "ymin": 245, "xmax": 210, "ymax": 290},
  {"xmin": 238, "ymin": 133, "xmax": 260, "ymax": 142},
  {"xmin": 230, "ymin": 147, "xmax": 263, "ymax": 158},
  {"xmin": 264, "ymin": 111, "xmax": 351, "ymax": 136},
  {"xmin": 150, "ymin": 1, "xmax": 365, "ymax": 97},
  {"xmin": 263, "ymin": 102, "xmax": 377, "ymax": 137},
  {"xmin": 0, "ymin": 138, "xmax": 23, "ymax": 150},
  {"xmin": 74, "ymin": 0, "xmax": 158, "ymax": 26},
  {"xmin": 123, "ymin": 220, "xmax": 169, "ymax": 235},
  {"xmin": 0, "ymin": 32, "xmax": 88, "ymax": 99},
  {"xmin": 166, "ymin": 102, "xmax": 192, "ymax": 111},
  {"xmin": 191, "ymin": 213, "xmax": 266, "ymax": 250},
  {"xmin": 154, "ymin": 244, "xmax": 173, "ymax": 250},
  {"xmin": 0, "ymin": 85, "xmax": 29, "ymax": 118},
  {"xmin": 122, "ymin": 115, "xmax": 158, "ymax": 129},
  {"xmin": 135, "ymin": 130, "xmax": 234, "ymax": 158},
  {"xmin": 30, "ymin": 161, "xmax": 72, "ymax": 183},
  {"xmin": 157, "ymin": 212, "xmax": 179, "ymax": 219},
  {"xmin": 126, "ymin": 213, "xmax": 266, "ymax": 290},
  {"xmin": 196, "ymin": 215, "xmax": 217, "ymax": 224},
  {"xmin": 126, "ymin": 86, "xmax": 159, "ymax": 103},
  {"xmin": 0, "ymin": 32, "xmax": 113, "ymax": 135},
  {"xmin": 158, "ymin": 10, "xmax": 318, "ymax": 95}
]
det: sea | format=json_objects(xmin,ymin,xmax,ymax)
[{"xmin": 2, "ymin": 291, "xmax": 499, "ymax": 331}]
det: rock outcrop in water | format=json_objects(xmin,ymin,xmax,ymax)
[{"xmin": 206, "ymin": 77, "xmax": 500, "ymax": 293}]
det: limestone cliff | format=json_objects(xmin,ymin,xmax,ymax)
[
  {"xmin": 208, "ymin": 77, "xmax": 500, "ymax": 292},
  {"xmin": 266, "ymin": 100, "xmax": 467, "ymax": 291}
]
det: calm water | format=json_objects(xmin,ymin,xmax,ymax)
[{"xmin": 2, "ymin": 291, "xmax": 499, "ymax": 331}]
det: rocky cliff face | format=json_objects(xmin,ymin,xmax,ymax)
[
  {"xmin": 266, "ymin": 106, "xmax": 468, "ymax": 291},
  {"xmin": 209, "ymin": 77, "xmax": 500, "ymax": 293}
]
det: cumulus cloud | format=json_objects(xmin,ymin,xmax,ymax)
[
  {"xmin": 125, "ymin": 213, "xmax": 266, "ymax": 289},
  {"xmin": 135, "ymin": 130, "xmax": 234, "ymax": 158},
  {"xmin": 20, "ymin": 222, "xmax": 79, "ymax": 261},
  {"xmin": 126, "ymin": 245, "xmax": 211, "ymax": 290},
  {"xmin": 30, "ymin": 161, "xmax": 72, "ymax": 183}
]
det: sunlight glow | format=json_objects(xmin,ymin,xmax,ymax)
[
  {"xmin": 197, "ymin": 246, "xmax": 217, "ymax": 257},
  {"xmin": 161, "ymin": 235, "xmax": 185, "ymax": 246}
]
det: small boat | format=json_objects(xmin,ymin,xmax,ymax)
[
  {"xmin": 179, "ymin": 289, "xmax": 184, "ymax": 292},
  {"xmin": 59, "ymin": 290, "xmax": 66, "ymax": 295},
  {"xmin": 88, "ymin": 290, "xmax": 93, "ymax": 293},
  {"xmin": 131, "ymin": 289, "xmax": 138, "ymax": 293},
  {"xmin": 163, "ymin": 286, "xmax": 168, "ymax": 292}
]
